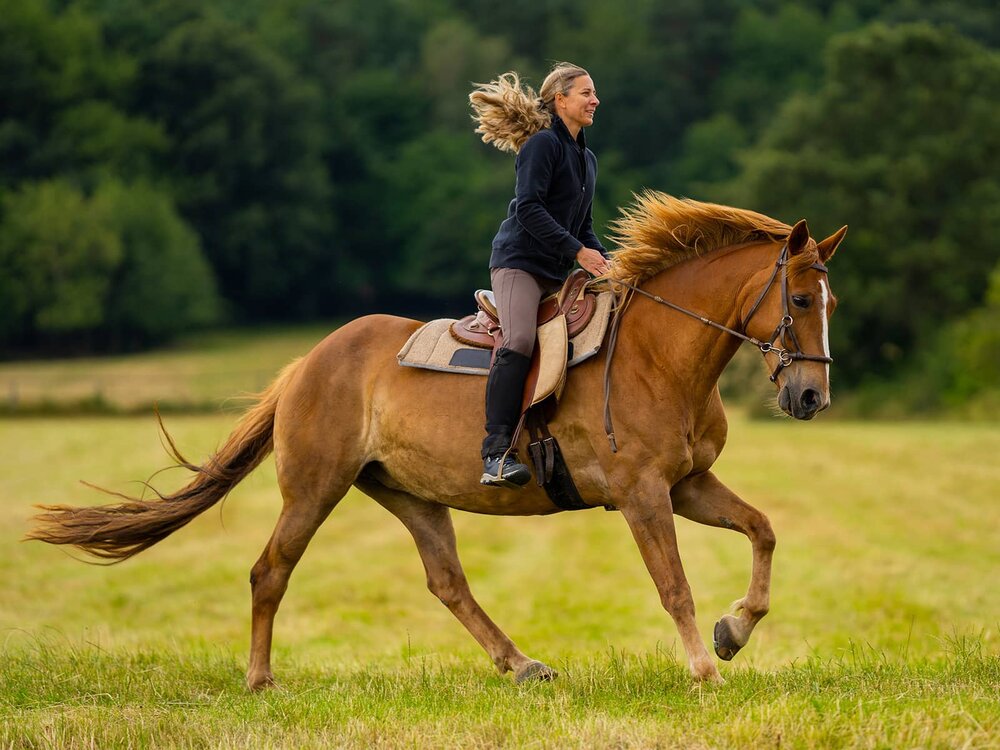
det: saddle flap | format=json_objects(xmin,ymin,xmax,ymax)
[{"xmin": 530, "ymin": 314, "xmax": 569, "ymax": 407}]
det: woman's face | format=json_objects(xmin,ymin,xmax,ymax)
[{"xmin": 557, "ymin": 75, "xmax": 599, "ymax": 131}]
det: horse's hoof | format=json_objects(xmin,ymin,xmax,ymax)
[
  {"xmin": 515, "ymin": 660, "xmax": 557, "ymax": 684},
  {"xmin": 246, "ymin": 672, "xmax": 277, "ymax": 692},
  {"xmin": 713, "ymin": 617, "xmax": 743, "ymax": 661},
  {"xmin": 694, "ymin": 669, "xmax": 726, "ymax": 685}
]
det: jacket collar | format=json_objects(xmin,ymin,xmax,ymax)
[{"xmin": 551, "ymin": 115, "xmax": 587, "ymax": 149}]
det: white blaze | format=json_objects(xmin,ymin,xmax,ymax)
[{"xmin": 819, "ymin": 279, "xmax": 831, "ymax": 381}]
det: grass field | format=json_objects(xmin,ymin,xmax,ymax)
[
  {"xmin": 0, "ymin": 324, "xmax": 338, "ymax": 413},
  {"xmin": 2, "ymin": 408, "xmax": 998, "ymax": 748}
]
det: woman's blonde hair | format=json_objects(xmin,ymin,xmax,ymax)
[{"xmin": 469, "ymin": 62, "xmax": 589, "ymax": 153}]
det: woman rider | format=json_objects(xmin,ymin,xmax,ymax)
[{"xmin": 469, "ymin": 63, "xmax": 611, "ymax": 488}]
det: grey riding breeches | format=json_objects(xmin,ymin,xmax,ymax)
[{"xmin": 489, "ymin": 267, "xmax": 562, "ymax": 357}]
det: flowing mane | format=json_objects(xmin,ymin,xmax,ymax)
[{"xmin": 608, "ymin": 192, "xmax": 793, "ymax": 285}]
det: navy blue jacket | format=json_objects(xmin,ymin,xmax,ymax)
[{"xmin": 490, "ymin": 117, "xmax": 607, "ymax": 282}]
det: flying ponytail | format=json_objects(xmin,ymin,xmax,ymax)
[{"xmin": 469, "ymin": 63, "xmax": 588, "ymax": 154}]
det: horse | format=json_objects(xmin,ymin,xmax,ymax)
[{"xmin": 27, "ymin": 193, "xmax": 847, "ymax": 690}]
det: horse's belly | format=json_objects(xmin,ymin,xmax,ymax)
[
  {"xmin": 365, "ymin": 359, "xmax": 617, "ymax": 515},
  {"xmin": 360, "ymin": 460, "xmax": 565, "ymax": 515}
]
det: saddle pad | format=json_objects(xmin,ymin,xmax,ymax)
[{"xmin": 397, "ymin": 291, "xmax": 614, "ymax": 376}]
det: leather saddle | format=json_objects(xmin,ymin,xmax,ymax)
[{"xmin": 450, "ymin": 269, "xmax": 596, "ymax": 351}]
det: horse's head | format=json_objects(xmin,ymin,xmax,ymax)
[{"xmin": 744, "ymin": 220, "xmax": 847, "ymax": 420}]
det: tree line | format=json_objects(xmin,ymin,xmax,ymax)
[{"xmin": 1, "ymin": 0, "xmax": 997, "ymax": 405}]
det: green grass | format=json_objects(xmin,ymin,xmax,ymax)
[
  {"xmin": 0, "ymin": 324, "xmax": 338, "ymax": 413},
  {"xmin": 1, "ymin": 411, "xmax": 998, "ymax": 747},
  {"xmin": 3, "ymin": 639, "xmax": 996, "ymax": 749}
]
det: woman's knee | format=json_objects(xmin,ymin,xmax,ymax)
[{"xmin": 503, "ymin": 329, "xmax": 535, "ymax": 356}]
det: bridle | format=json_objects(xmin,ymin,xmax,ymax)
[
  {"xmin": 600, "ymin": 243, "xmax": 832, "ymax": 452},
  {"xmin": 740, "ymin": 243, "xmax": 833, "ymax": 380}
]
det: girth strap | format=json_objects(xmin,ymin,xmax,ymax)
[{"xmin": 526, "ymin": 407, "xmax": 589, "ymax": 511}]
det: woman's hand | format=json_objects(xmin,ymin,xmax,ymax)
[{"xmin": 576, "ymin": 246, "xmax": 611, "ymax": 276}]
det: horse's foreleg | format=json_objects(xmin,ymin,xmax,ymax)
[
  {"xmin": 360, "ymin": 482, "xmax": 555, "ymax": 683},
  {"xmin": 619, "ymin": 496, "xmax": 722, "ymax": 683},
  {"xmin": 247, "ymin": 486, "xmax": 346, "ymax": 691},
  {"xmin": 670, "ymin": 470, "xmax": 775, "ymax": 661}
]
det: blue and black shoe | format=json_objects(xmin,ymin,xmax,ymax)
[{"xmin": 481, "ymin": 452, "xmax": 532, "ymax": 488}]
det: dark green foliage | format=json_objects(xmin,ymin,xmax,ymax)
[
  {"xmin": 140, "ymin": 17, "xmax": 335, "ymax": 320},
  {"xmin": 0, "ymin": 180, "xmax": 121, "ymax": 343},
  {"xmin": 94, "ymin": 181, "xmax": 221, "ymax": 344},
  {"xmin": 385, "ymin": 132, "xmax": 510, "ymax": 299},
  {"xmin": 545, "ymin": 0, "xmax": 742, "ymax": 189},
  {"xmin": 709, "ymin": 4, "xmax": 859, "ymax": 131},
  {"xmin": 0, "ymin": 0, "xmax": 150, "ymax": 188},
  {"xmin": 0, "ymin": 180, "xmax": 219, "ymax": 353},
  {"xmin": 881, "ymin": 264, "xmax": 1000, "ymax": 414}
]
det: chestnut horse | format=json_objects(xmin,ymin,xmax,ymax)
[{"xmin": 28, "ymin": 194, "xmax": 847, "ymax": 689}]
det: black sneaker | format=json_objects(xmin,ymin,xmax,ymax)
[{"xmin": 480, "ymin": 453, "xmax": 532, "ymax": 488}]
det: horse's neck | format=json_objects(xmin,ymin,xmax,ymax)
[{"xmin": 617, "ymin": 241, "xmax": 777, "ymax": 402}]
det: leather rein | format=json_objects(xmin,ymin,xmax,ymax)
[{"xmin": 600, "ymin": 243, "xmax": 831, "ymax": 453}]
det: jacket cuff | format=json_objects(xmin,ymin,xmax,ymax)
[{"xmin": 558, "ymin": 234, "xmax": 583, "ymax": 263}]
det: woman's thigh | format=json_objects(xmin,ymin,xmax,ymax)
[{"xmin": 490, "ymin": 268, "xmax": 559, "ymax": 356}]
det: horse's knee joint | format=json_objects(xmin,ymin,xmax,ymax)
[
  {"xmin": 758, "ymin": 528, "xmax": 776, "ymax": 553},
  {"xmin": 427, "ymin": 576, "xmax": 463, "ymax": 608},
  {"xmin": 250, "ymin": 560, "xmax": 268, "ymax": 587},
  {"xmin": 434, "ymin": 589, "xmax": 460, "ymax": 608},
  {"xmin": 659, "ymin": 585, "xmax": 694, "ymax": 616},
  {"xmin": 751, "ymin": 520, "xmax": 776, "ymax": 552}
]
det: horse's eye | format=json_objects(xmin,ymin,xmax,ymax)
[{"xmin": 791, "ymin": 295, "xmax": 811, "ymax": 309}]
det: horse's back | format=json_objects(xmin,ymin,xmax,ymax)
[
  {"xmin": 276, "ymin": 312, "xmax": 480, "ymax": 447},
  {"xmin": 312, "ymin": 313, "xmax": 422, "ymax": 361}
]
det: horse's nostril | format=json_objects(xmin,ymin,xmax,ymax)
[{"xmin": 801, "ymin": 388, "xmax": 820, "ymax": 409}]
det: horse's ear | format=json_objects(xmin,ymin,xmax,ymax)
[
  {"xmin": 816, "ymin": 225, "xmax": 848, "ymax": 263},
  {"xmin": 787, "ymin": 219, "xmax": 810, "ymax": 255}
]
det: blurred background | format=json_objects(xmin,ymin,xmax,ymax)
[{"xmin": 0, "ymin": 0, "xmax": 997, "ymax": 418}]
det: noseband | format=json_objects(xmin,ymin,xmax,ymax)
[{"xmin": 601, "ymin": 243, "xmax": 832, "ymax": 452}]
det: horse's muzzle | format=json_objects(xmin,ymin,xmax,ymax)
[{"xmin": 778, "ymin": 384, "xmax": 828, "ymax": 420}]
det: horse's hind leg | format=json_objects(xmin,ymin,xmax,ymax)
[
  {"xmin": 670, "ymin": 470, "xmax": 776, "ymax": 661},
  {"xmin": 246, "ymin": 477, "xmax": 349, "ymax": 691},
  {"xmin": 358, "ymin": 481, "xmax": 555, "ymax": 683}
]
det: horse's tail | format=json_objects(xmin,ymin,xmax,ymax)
[{"xmin": 26, "ymin": 357, "xmax": 305, "ymax": 563}]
